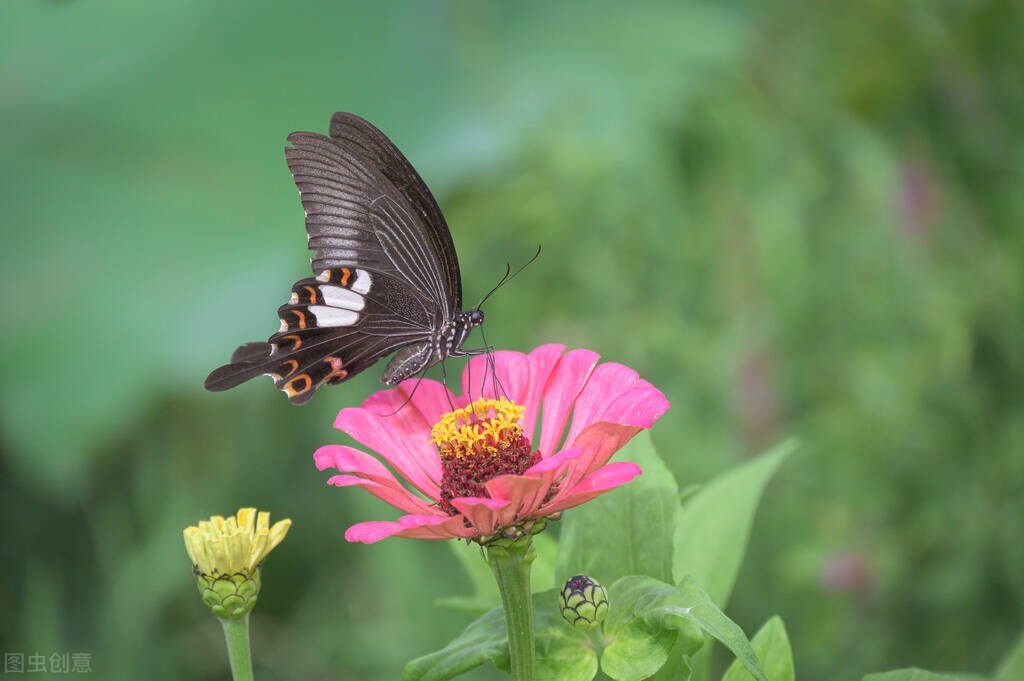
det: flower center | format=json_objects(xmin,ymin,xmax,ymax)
[{"xmin": 431, "ymin": 398, "xmax": 541, "ymax": 515}]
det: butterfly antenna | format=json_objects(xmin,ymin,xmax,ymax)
[
  {"xmin": 476, "ymin": 263, "xmax": 511, "ymax": 311},
  {"xmin": 475, "ymin": 245, "xmax": 542, "ymax": 311}
]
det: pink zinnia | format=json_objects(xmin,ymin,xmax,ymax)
[{"xmin": 314, "ymin": 344, "xmax": 669, "ymax": 543}]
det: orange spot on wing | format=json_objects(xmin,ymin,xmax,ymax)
[
  {"xmin": 281, "ymin": 334, "xmax": 302, "ymax": 350},
  {"xmin": 339, "ymin": 268, "xmax": 351, "ymax": 287},
  {"xmin": 282, "ymin": 359, "xmax": 299, "ymax": 376},
  {"xmin": 284, "ymin": 374, "xmax": 311, "ymax": 397},
  {"xmin": 323, "ymin": 356, "xmax": 348, "ymax": 380},
  {"xmin": 292, "ymin": 310, "xmax": 307, "ymax": 329},
  {"xmin": 303, "ymin": 285, "xmax": 317, "ymax": 303}
]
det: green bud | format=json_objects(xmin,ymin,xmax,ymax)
[
  {"xmin": 560, "ymin": 574, "xmax": 609, "ymax": 630},
  {"xmin": 195, "ymin": 570, "xmax": 262, "ymax": 619}
]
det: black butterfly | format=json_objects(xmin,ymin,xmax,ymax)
[{"xmin": 205, "ymin": 112, "xmax": 487, "ymax": 405}]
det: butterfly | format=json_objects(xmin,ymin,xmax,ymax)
[{"xmin": 205, "ymin": 112, "xmax": 489, "ymax": 405}]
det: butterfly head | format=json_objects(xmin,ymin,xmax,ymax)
[{"xmin": 467, "ymin": 309, "xmax": 485, "ymax": 327}]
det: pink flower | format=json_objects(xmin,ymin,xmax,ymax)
[{"xmin": 314, "ymin": 344, "xmax": 670, "ymax": 543}]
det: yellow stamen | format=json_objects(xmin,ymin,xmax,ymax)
[{"xmin": 431, "ymin": 398, "xmax": 526, "ymax": 459}]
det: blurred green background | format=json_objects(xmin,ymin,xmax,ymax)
[{"xmin": 2, "ymin": 1, "xmax": 1022, "ymax": 679}]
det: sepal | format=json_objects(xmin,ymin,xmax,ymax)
[{"xmin": 195, "ymin": 570, "xmax": 262, "ymax": 620}]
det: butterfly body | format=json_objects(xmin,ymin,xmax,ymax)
[
  {"xmin": 205, "ymin": 113, "xmax": 483, "ymax": 404},
  {"xmin": 381, "ymin": 308, "xmax": 483, "ymax": 384}
]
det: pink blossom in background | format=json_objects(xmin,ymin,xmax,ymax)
[{"xmin": 314, "ymin": 344, "xmax": 669, "ymax": 543}]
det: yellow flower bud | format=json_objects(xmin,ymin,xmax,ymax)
[{"xmin": 183, "ymin": 508, "xmax": 291, "ymax": 619}]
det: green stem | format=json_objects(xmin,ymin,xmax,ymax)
[
  {"xmin": 220, "ymin": 615, "xmax": 255, "ymax": 681},
  {"xmin": 486, "ymin": 537, "xmax": 537, "ymax": 681}
]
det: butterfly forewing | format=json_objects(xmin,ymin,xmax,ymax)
[
  {"xmin": 328, "ymin": 112, "xmax": 462, "ymax": 312},
  {"xmin": 285, "ymin": 121, "xmax": 458, "ymax": 319}
]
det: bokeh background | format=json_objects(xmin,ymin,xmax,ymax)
[{"xmin": 2, "ymin": 1, "xmax": 1022, "ymax": 679}]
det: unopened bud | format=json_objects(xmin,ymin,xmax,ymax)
[{"xmin": 559, "ymin": 574, "xmax": 609, "ymax": 630}]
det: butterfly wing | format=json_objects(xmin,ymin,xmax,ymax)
[
  {"xmin": 205, "ymin": 113, "xmax": 462, "ymax": 403},
  {"xmin": 286, "ymin": 113, "xmax": 461, "ymax": 318},
  {"xmin": 205, "ymin": 268, "xmax": 433, "ymax": 404},
  {"xmin": 327, "ymin": 112, "xmax": 462, "ymax": 312}
]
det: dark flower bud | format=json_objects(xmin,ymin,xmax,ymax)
[{"xmin": 559, "ymin": 574, "xmax": 609, "ymax": 630}]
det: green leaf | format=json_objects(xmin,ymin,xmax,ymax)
[
  {"xmin": 995, "ymin": 630, "xmax": 1024, "ymax": 680},
  {"xmin": 403, "ymin": 589, "xmax": 596, "ymax": 681},
  {"xmin": 401, "ymin": 603, "xmax": 507, "ymax": 681},
  {"xmin": 861, "ymin": 671, "xmax": 989, "ymax": 681},
  {"xmin": 601, "ymin": 575, "xmax": 765, "ymax": 681},
  {"xmin": 673, "ymin": 439, "xmax": 796, "ymax": 604},
  {"xmin": 557, "ymin": 431, "xmax": 678, "ymax": 586},
  {"xmin": 721, "ymin": 616, "xmax": 793, "ymax": 681}
]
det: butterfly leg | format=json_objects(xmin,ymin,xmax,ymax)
[
  {"xmin": 439, "ymin": 359, "xmax": 456, "ymax": 412},
  {"xmin": 381, "ymin": 361, "xmax": 437, "ymax": 417},
  {"xmin": 454, "ymin": 346, "xmax": 509, "ymax": 402},
  {"xmin": 457, "ymin": 346, "xmax": 493, "ymax": 356}
]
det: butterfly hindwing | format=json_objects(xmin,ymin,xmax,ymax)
[{"xmin": 205, "ymin": 267, "xmax": 434, "ymax": 403}]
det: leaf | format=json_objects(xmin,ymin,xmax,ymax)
[
  {"xmin": 403, "ymin": 589, "xmax": 596, "ymax": 681},
  {"xmin": 401, "ymin": 604, "xmax": 509, "ymax": 681},
  {"xmin": 557, "ymin": 431, "xmax": 678, "ymax": 586},
  {"xmin": 861, "ymin": 671, "xmax": 989, "ymax": 681},
  {"xmin": 721, "ymin": 616, "xmax": 794, "ymax": 681},
  {"xmin": 601, "ymin": 575, "xmax": 766, "ymax": 681},
  {"xmin": 995, "ymin": 630, "xmax": 1024, "ymax": 680},
  {"xmin": 673, "ymin": 439, "xmax": 796, "ymax": 604}
]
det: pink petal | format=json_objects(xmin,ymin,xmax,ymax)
[
  {"xmin": 522, "ymin": 446, "xmax": 583, "ymax": 487},
  {"xmin": 561, "ymin": 422, "xmax": 643, "ymax": 492},
  {"xmin": 564, "ymin": 362, "xmax": 639, "ymax": 444},
  {"xmin": 484, "ymin": 474, "xmax": 551, "ymax": 519},
  {"xmin": 314, "ymin": 443, "xmax": 397, "ymax": 481},
  {"xmin": 324, "ymin": 475, "xmax": 440, "ymax": 516},
  {"xmin": 314, "ymin": 444, "xmax": 439, "ymax": 515},
  {"xmin": 563, "ymin": 364, "xmax": 668, "ymax": 445},
  {"xmin": 460, "ymin": 350, "xmax": 531, "ymax": 404},
  {"xmin": 520, "ymin": 344, "xmax": 566, "ymax": 442},
  {"xmin": 334, "ymin": 402, "xmax": 441, "ymax": 497},
  {"xmin": 450, "ymin": 497, "xmax": 510, "ymax": 535},
  {"xmin": 540, "ymin": 461, "xmax": 642, "ymax": 514},
  {"xmin": 537, "ymin": 349, "xmax": 600, "ymax": 456},
  {"xmin": 344, "ymin": 514, "xmax": 477, "ymax": 543},
  {"xmin": 600, "ymin": 378, "xmax": 670, "ymax": 428},
  {"xmin": 359, "ymin": 378, "xmax": 464, "ymax": 433},
  {"xmin": 394, "ymin": 378, "xmax": 466, "ymax": 426}
]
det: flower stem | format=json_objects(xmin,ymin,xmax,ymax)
[
  {"xmin": 486, "ymin": 537, "xmax": 537, "ymax": 681},
  {"xmin": 220, "ymin": 615, "xmax": 255, "ymax": 681}
]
